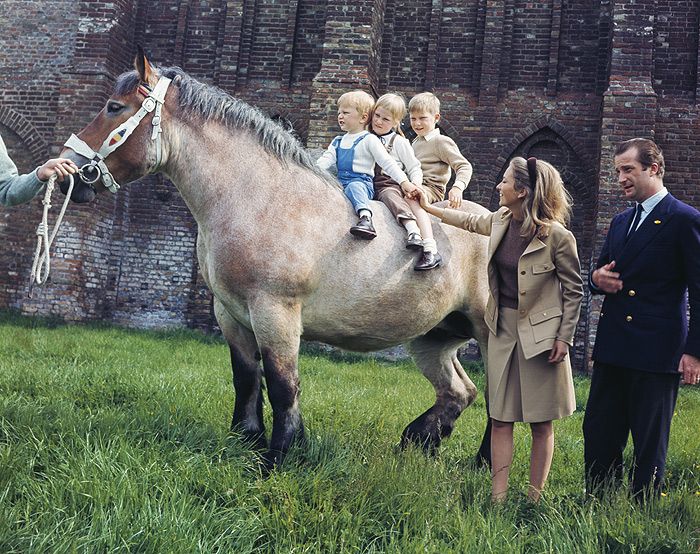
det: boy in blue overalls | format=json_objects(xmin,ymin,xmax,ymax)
[{"xmin": 316, "ymin": 90, "xmax": 417, "ymax": 239}]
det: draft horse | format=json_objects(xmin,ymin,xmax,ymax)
[{"xmin": 60, "ymin": 49, "xmax": 492, "ymax": 468}]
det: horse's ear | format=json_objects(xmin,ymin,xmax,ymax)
[{"xmin": 135, "ymin": 45, "xmax": 157, "ymax": 87}]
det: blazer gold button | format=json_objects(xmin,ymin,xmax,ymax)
[
  {"xmin": 628, "ymin": 290, "xmax": 636, "ymax": 296},
  {"xmin": 626, "ymin": 315, "xmax": 633, "ymax": 322}
]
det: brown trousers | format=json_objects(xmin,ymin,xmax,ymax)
[{"xmin": 373, "ymin": 169, "xmax": 416, "ymax": 222}]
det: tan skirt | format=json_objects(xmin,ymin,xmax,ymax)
[{"xmin": 487, "ymin": 306, "xmax": 575, "ymax": 423}]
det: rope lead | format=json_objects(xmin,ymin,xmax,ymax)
[{"xmin": 28, "ymin": 173, "xmax": 74, "ymax": 296}]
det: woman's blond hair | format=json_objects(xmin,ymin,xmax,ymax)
[
  {"xmin": 370, "ymin": 93, "xmax": 407, "ymax": 136},
  {"xmin": 509, "ymin": 156, "xmax": 573, "ymax": 239}
]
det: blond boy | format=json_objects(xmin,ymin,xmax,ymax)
[
  {"xmin": 409, "ymin": 92, "xmax": 473, "ymax": 209},
  {"xmin": 317, "ymin": 90, "xmax": 414, "ymax": 239}
]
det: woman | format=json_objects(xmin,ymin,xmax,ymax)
[{"xmin": 418, "ymin": 156, "xmax": 583, "ymax": 502}]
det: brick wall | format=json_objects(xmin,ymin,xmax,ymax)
[{"xmin": 1, "ymin": 0, "xmax": 699, "ymax": 372}]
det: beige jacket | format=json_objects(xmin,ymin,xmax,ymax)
[
  {"xmin": 412, "ymin": 129, "xmax": 473, "ymax": 202},
  {"xmin": 442, "ymin": 206, "xmax": 583, "ymax": 359}
]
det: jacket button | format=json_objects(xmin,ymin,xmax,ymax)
[
  {"xmin": 520, "ymin": 291, "xmax": 526, "ymax": 295},
  {"xmin": 520, "ymin": 271, "xmax": 526, "ymax": 275},
  {"xmin": 520, "ymin": 309, "xmax": 526, "ymax": 315},
  {"xmin": 626, "ymin": 315, "xmax": 633, "ymax": 322},
  {"xmin": 543, "ymin": 312, "xmax": 547, "ymax": 316},
  {"xmin": 600, "ymin": 312, "xmax": 604, "ymax": 317},
  {"xmin": 544, "ymin": 265, "xmax": 549, "ymax": 270},
  {"xmin": 628, "ymin": 290, "xmax": 636, "ymax": 296}
]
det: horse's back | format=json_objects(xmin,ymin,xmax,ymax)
[{"xmin": 299, "ymin": 199, "xmax": 490, "ymax": 350}]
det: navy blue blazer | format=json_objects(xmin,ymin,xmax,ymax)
[{"xmin": 591, "ymin": 193, "xmax": 700, "ymax": 373}]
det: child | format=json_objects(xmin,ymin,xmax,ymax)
[
  {"xmin": 409, "ymin": 92, "xmax": 473, "ymax": 214},
  {"xmin": 369, "ymin": 93, "xmax": 442, "ymax": 271},
  {"xmin": 316, "ymin": 90, "xmax": 415, "ymax": 240}
]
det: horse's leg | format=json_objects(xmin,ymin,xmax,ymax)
[
  {"xmin": 214, "ymin": 299, "xmax": 266, "ymax": 449},
  {"xmin": 249, "ymin": 299, "xmax": 304, "ymax": 469},
  {"xmin": 403, "ymin": 333, "xmax": 478, "ymax": 452}
]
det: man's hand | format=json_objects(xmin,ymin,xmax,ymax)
[
  {"xmin": 37, "ymin": 158, "xmax": 78, "ymax": 182},
  {"xmin": 448, "ymin": 186, "xmax": 462, "ymax": 208},
  {"xmin": 592, "ymin": 261, "xmax": 623, "ymax": 294},
  {"xmin": 679, "ymin": 354, "xmax": 700, "ymax": 385}
]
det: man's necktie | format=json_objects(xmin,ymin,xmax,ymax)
[{"xmin": 625, "ymin": 203, "xmax": 644, "ymax": 243}]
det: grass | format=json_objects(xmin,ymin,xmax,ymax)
[{"xmin": 0, "ymin": 310, "xmax": 698, "ymax": 552}]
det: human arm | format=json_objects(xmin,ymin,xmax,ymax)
[
  {"xmin": 415, "ymin": 186, "xmax": 495, "ymax": 235},
  {"xmin": 589, "ymin": 222, "xmax": 623, "ymax": 294},
  {"xmin": 368, "ymin": 135, "xmax": 413, "ymax": 191},
  {"xmin": 438, "ymin": 136, "xmax": 472, "ymax": 208},
  {"xmin": 681, "ymin": 208, "xmax": 700, "ymax": 362},
  {"xmin": 315, "ymin": 143, "xmax": 337, "ymax": 172},
  {"xmin": 0, "ymin": 135, "xmax": 44, "ymax": 206},
  {"xmin": 393, "ymin": 137, "xmax": 423, "ymax": 187},
  {"xmin": 553, "ymin": 229, "xmax": 584, "ymax": 349}
]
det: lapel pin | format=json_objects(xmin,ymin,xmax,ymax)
[{"xmin": 654, "ymin": 220, "xmax": 661, "ymax": 224}]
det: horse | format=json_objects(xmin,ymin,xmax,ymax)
[{"xmin": 59, "ymin": 48, "xmax": 492, "ymax": 468}]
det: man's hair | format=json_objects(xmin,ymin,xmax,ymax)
[
  {"xmin": 615, "ymin": 138, "xmax": 665, "ymax": 178},
  {"xmin": 408, "ymin": 92, "xmax": 440, "ymax": 115},
  {"xmin": 337, "ymin": 90, "xmax": 375, "ymax": 117}
]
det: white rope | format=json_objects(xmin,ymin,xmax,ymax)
[{"xmin": 28, "ymin": 173, "xmax": 74, "ymax": 294}]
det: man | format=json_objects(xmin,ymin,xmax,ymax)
[
  {"xmin": 584, "ymin": 138, "xmax": 700, "ymax": 498},
  {"xmin": 1, "ymin": 134, "xmax": 77, "ymax": 207}
]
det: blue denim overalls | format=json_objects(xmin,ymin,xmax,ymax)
[{"xmin": 333, "ymin": 132, "xmax": 374, "ymax": 215}]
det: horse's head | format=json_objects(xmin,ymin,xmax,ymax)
[{"xmin": 59, "ymin": 47, "xmax": 173, "ymax": 203}]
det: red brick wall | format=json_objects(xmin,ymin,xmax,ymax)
[{"xmin": 1, "ymin": 0, "xmax": 699, "ymax": 371}]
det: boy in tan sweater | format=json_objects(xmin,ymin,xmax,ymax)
[{"xmin": 409, "ymin": 92, "xmax": 473, "ymax": 212}]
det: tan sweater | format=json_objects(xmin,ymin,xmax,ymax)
[{"xmin": 412, "ymin": 128, "xmax": 473, "ymax": 203}]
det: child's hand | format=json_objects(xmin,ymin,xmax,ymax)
[
  {"xmin": 414, "ymin": 187, "xmax": 429, "ymax": 209},
  {"xmin": 401, "ymin": 181, "xmax": 418, "ymax": 198},
  {"xmin": 448, "ymin": 187, "xmax": 463, "ymax": 208}
]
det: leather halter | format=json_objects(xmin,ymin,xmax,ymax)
[{"xmin": 64, "ymin": 76, "xmax": 172, "ymax": 194}]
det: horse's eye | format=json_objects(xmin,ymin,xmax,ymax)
[{"xmin": 106, "ymin": 102, "xmax": 124, "ymax": 115}]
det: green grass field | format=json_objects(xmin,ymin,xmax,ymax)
[{"xmin": 0, "ymin": 311, "xmax": 698, "ymax": 553}]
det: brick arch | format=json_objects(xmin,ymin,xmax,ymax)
[
  {"xmin": 0, "ymin": 107, "xmax": 49, "ymax": 166},
  {"xmin": 492, "ymin": 124, "xmax": 596, "ymax": 373}
]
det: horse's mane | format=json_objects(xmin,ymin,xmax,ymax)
[{"xmin": 115, "ymin": 67, "xmax": 338, "ymax": 187}]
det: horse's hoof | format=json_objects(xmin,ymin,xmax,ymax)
[
  {"xmin": 400, "ymin": 427, "xmax": 441, "ymax": 454},
  {"xmin": 231, "ymin": 427, "xmax": 268, "ymax": 451}
]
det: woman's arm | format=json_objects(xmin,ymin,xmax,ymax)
[
  {"xmin": 415, "ymin": 187, "xmax": 495, "ymax": 236},
  {"xmin": 553, "ymin": 229, "xmax": 584, "ymax": 346}
]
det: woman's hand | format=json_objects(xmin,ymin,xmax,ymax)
[
  {"xmin": 548, "ymin": 340, "xmax": 569, "ymax": 364},
  {"xmin": 414, "ymin": 187, "xmax": 429, "ymax": 208}
]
